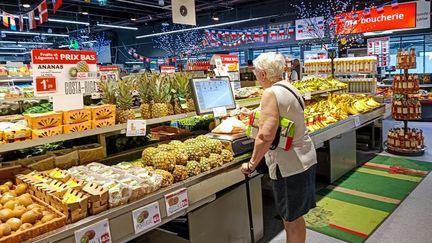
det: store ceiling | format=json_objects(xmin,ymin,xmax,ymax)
[{"xmin": 0, "ymin": 0, "xmax": 284, "ymax": 47}]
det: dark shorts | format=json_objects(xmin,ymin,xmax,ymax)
[{"xmin": 272, "ymin": 164, "xmax": 316, "ymax": 222}]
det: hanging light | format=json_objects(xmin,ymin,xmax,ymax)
[{"xmin": 211, "ymin": 12, "xmax": 220, "ymax": 21}]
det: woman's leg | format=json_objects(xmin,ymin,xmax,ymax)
[{"xmin": 283, "ymin": 216, "xmax": 306, "ymax": 243}]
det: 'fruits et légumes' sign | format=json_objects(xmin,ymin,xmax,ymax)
[{"xmin": 32, "ymin": 49, "xmax": 98, "ymax": 97}]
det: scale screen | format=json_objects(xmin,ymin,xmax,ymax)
[{"xmin": 190, "ymin": 78, "xmax": 236, "ymax": 115}]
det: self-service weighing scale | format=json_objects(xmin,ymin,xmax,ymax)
[{"xmin": 189, "ymin": 77, "xmax": 255, "ymax": 156}]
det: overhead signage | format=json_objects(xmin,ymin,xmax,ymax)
[
  {"xmin": 160, "ymin": 65, "xmax": 176, "ymax": 73},
  {"xmin": 172, "ymin": 0, "xmax": 196, "ymax": 26},
  {"xmin": 397, "ymin": 0, "xmax": 430, "ymax": 32},
  {"xmin": 295, "ymin": 17, "xmax": 325, "ymax": 41},
  {"xmin": 32, "ymin": 49, "xmax": 98, "ymax": 97},
  {"xmin": 336, "ymin": 2, "xmax": 417, "ymax": 34},
  {"xmin": 367, "ymin": 37, "xmax": 390, "ymax": 67}
]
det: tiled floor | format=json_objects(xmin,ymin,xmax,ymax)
[{"xmin": 261, "ymin": 119, "xmax": 432, "ymax": 243}]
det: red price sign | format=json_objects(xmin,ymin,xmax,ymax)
[{"xmin": 35, "ymin": 76, "xmax": 57, "ymax": 94}]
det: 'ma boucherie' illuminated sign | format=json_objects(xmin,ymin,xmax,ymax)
[{"xmin": 336, "ymin": 2, "xmax": 417, "ymax": 35}]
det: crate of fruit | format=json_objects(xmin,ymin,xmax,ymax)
[
  {"xmin": 3, "ymin": 126, "xmax": 32, "ymax": 142},
  {"xmin": 63, "ymin": 109, "xmax": 91, "ymax": 125},
  {"xmin": 31, "ymin": 126, "xmax": 63, "ymax": 139},
  {"xmin": 0, "ymin": 194, "xmax": 66, "ymax": 243},
  {"xmin": 24, "ymin": 112, "xmax": 63, "ymax": 129},
  {"xmin": 63, "ymin": 121, "xmax": 91, "ymax": 134},
  {"xmin": 49, "ymin": 188, "xmax": 89, "ymax": 223},
  {"xmin": 87, "ymin": 105, "xmax": 116, "ymax": 120},
  {"xmin": 91, "ymin": 117, "xmax": 115, "ymax": 129},
  {"xmin": 81, "ymin": 182, "xmax": 109, "ymax": 215}
]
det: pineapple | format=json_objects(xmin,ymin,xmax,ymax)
[
  {"xmin": 150, "ymin": 75, "xmax": 171, "ymax": 118},
  {"xmin": 197, "ymin": 139, "xmax": 211, "ymax": 158},
  {"xmin": 169, "ymin": 140, "xmax": 186, "ymax": 150},
  {"xmin": 209, "ymin": 153, "xmax": 223, "ymax": 168},
  {"xmin": 208, "ymin": 139, "xmax": 223, "ymax": 154},
  {"xmin": 142, "ymin": 147, "xmax": 158, "ymax": 166},
  {"xmin": 185, "ymin": 143, "xmax": 202, "ymax": 161},
  {"xmin": 136, "ymin": 74, "xmax": 152, "ymax": 119},
  {"xmin": 184, "ymin": 138, "xmax": 196, "ymax": 145},
  {"xmin": 98, "ymin": 79, "xmax": 116, "ymax": 105},
  {"xmin": 115, "ymin": 79, "xmax": 136, "ymax": 124},
  {"xmin": 195, "ymin": 135, "xmax": 209, "ymax": 142},
  {"xmin": 152, "ymin": 151, "xmax": 176, "ymax": 172},
  {"xmin": 169, "ymin": 140, "xmax": 188, "ymax": 165},
  {"xmin": 187, "ymin": 98, "xmax": 196, "ymax": 112},
  {"xmin": 172, "ymin": 73, "xmax": 193, "ymax": 114},
  {"xmin": 145, "ymin": 166, "xmax": 155, "ymax": 172},
  {"xmin": 158, "ymin": 144, "xmax": 174, "ymax": 152},
  {"xmin": 186, "ymin": 161, "xmax": 201, "ymax": 176},
  {"xmin": 154, "ymin": 169, "xmax": 174, "ymax": 187},
  {"xmin": 167, "ymin": 103, "xmax": 175, "ymax": 115},
  {"xmin": 220, "ymin": 149, "xmax": 234, "ymax": 164},
  {"xmin": 172, "ymin": 165, "xmax": 189, "ymax": 182},
  {"xmin": 199, "ymin": 157, "xmax": 211, "ymax": 172}
]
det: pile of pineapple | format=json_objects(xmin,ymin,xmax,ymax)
[
  {"xmin": 141, "ymin": 135, "xmax": 234, "ymax": 187},
  {"xmin": 98, "ymin": 72, "xmax": 196, "ymax": 124},
  {"xmin": 136, "ymin": 72, "xmax": 196, "ymax": 120}
]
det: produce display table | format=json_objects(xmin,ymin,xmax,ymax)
[{"xmin": 29, "ymin": 105, "xmax": 385, "ymax": 243}]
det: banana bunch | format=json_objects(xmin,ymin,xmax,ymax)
[
  {"xmin": 304, "ymin": 94, "xmax": 380, "ymax": 133},
  {"xmin": 293, "ymin": 76, "xmax": 348, "ymax": 94}
]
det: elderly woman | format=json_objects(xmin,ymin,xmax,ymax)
[{"xmin": 241, "ymin": 53, "xmax": 317, "ymax": 243}]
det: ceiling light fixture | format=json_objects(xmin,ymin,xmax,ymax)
[
  {"xmin": 97, "ymin": 23, "xmax": 138, "ymax": 30},
  {"xmin": 0, "ymin": 52, "xmax": 28, "ymax": 55},
  {"xmin": 1, "ymin": 30, "xmax": 69, "ymax": 37},
  {"xmin": 130, "ymin": 17, "xmax": 137, "ymax": 21},
  {"xmin": 81, "ymin": 11, "xmax": 89, "ymax": 15},
  {"xmin": 0, "ymin": 47, "xmax": 26, "ymax": 50},
  {"xmin": 125, "ymin": 61, "xmax": 143, "ymax": 64},
  {"xmin": 18, "ymin": 41, "xmax": 54, "ymax": 45},
  {"xmin": 211, "ymin": 13, "xmax": 220, "ymax": 21},
  {"xmin": 22, "ymin": 4, "xmax": 31, "ymax": 8},
  {"xmin": 48, "ymin": 18, "xmax": 90, "ymax": 25},
  {"xmin": 136, "ymin": 15, "xmax": 278, "ymax": 39}
]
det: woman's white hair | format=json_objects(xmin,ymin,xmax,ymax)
[{"xmin": 253, "ymin": 52, "xmax": 286, "ymax": 82}]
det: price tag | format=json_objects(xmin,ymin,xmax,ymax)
[
  {"xmin": 77, "ymin": 72, "xmax": 99, "ymax": 79},
  {"xmin": 126, "ymin": 120, "xmax": 146, "ymax": 137},
  {"xmin": 304, "ymin": 92, "xmax": 312, "ymax": 100},
  {"xmin": 91, "ymin": 92, "xmax": 102, "ymax": 99},
  {"xmin": 354, "ymin": 117, "xmax": 361, "ymax": 127},
  {"xmin": 132, "ymin": 201, "xmax": 162, "ymax": 234},
  {"xmin": 35, "ymin": 76, "xmax": 57, "ymax": 94},
  {"xmin": 213, "ymin": 106, "xmax": 227, "ymax": 117},
  {"xmin": 164, "ymin": 188, "xmax": 189, "ymax": 216},
  {"xmin": 74, "ymin": 218, "xmax": 111, "ymax": 243}
]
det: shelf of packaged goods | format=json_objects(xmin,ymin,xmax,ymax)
[
  {"xmin": 311, "ymin": 105, "xmax": 385, "ymax": 147},
  {"xmin": 0, "ymin": 112, "xmax": 197, "ymax": 153},
  {"xmin": 0, "ymin": 77, "xmax": 32, "ymax": 83},
  {"xmin": 32, "ymin": 154, "xmax": 253, "ymax": 243}
]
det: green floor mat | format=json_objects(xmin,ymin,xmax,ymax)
[{"xmin": 305, "ymin": 155, "xmax": 431, "ymax": 243}]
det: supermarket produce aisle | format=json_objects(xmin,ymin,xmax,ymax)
[{"xmin": 263, "ymin": 122, "xmax": 432, "ymax": 243}]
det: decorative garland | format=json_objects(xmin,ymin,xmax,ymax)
[
  {"xmin": 127, "ymin": 48, "xmax": 177, "ymax": 64},
  {"xmin": 204, "ymin": 26, "xmax": 295, "ymax": 48},
  {"xmin": 0, "ymin": 0, "xmax": 62, "ymax": 31}
]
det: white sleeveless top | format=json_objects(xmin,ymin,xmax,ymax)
[{"xmin": 264, "ymin": 80, "xmax": 317, "ymax": 180}]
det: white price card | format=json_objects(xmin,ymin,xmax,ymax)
[
  {"xmin": 126, "ymin": 120, "xmax": 146, "ymax": 137},
  {"xmin": 304, "ymin": 92, "xmax": 312, "ymax": 100},
  {"xmin": 213, "ymin": 106, "xmax": 227, "ymax": 117},
  {"xmin": 52, "ymin": 93, "xmax": 84, "ymax": 112},
  {"xmin": 354, "ymin": 117, "xmax": 361, "ymax": 127},
  {"xmin": 74, "ymin": 218, "xmax": 111, "ymax": 243},
  {"xmin": 164, "ymin": 188, "xmax": 189, "ymax": 216},
  {"xmin": 132, "ymin": 201, "xmax": 162, "ymax": 234}
]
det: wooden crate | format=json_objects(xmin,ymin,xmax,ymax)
[
  {"xmin": 49, "ymin": 188, "xmax": 89, "ymax": 223},
  {"xmin": 82, "ymin": 182, "xmax": 109, "ymax": 215},
  {"xmin": 32, "ymin": 126, "xmax": 63, "ymax": 139},
  {"xmin": 63, "ymin": 121, "xmax": 92, "ymax": 134},
  {"xmin": 3, "ymin": 126, "xmax": 32, "ymax": 141},
  {"xmin": 24, "ymin": 112, "xmax": 63, "ymax": 129},
  {"xmin": 91, "ymin": 117, "xmax": 116, "ymax": 129},
  {"xmin": 0, "ymin": 196, "xmax": 66, "ymax": 243},
  {"xmin": 87, "ymin": 104, "xmax": 116, "ymax": 120},
  {"xmin": 63, "ymin": 109, "xmax": 91, "ymax": 124}
]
